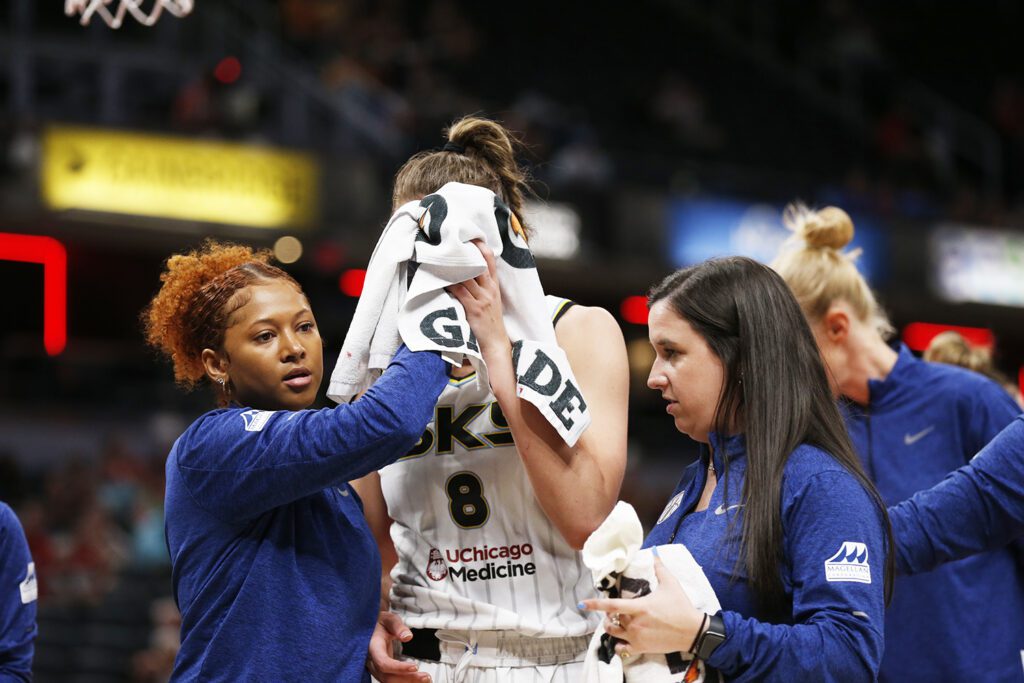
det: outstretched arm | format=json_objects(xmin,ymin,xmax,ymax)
[
  {"xmin": 175, "ymin": 346, "xmax": 447, "ymax": 522},
  {"xmin": 451, "ymin": 246, "xmax": 629, "ymax": 549},
  {"xmin": 890, "ymin": 417, "xmax": 1024, "ymax": 574}
]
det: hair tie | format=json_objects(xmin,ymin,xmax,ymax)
[{"xmin": 442, "ymin": 141, "xmax": 465, "ymax": 154}]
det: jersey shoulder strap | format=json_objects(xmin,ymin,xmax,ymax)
[{"xmin": 546, "ymin": 295, "xmax": 577, "ymax": 326}]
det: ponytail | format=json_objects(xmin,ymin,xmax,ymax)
[{"xmin": 392, "ymin": 116, "xmax": 533, "ymax": 234}]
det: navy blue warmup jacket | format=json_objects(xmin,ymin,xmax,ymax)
[
  {"xmin": 0, "ymin": 502, "xmax": 36, "ymax": 683},
  {"xmin": 645, "ymin": 434, "xmax": 888, "ymax": 682},
  {"xmin": 843, "ymin": 344, "xmax": 1023, "ymax": 682},
  {"xmin": 164, "ymin": 346, "xmax": 446, "ymax": 682},
  {"xmin": 890, "ymin": 415, "xmax": 1024, "ymax": 573}
]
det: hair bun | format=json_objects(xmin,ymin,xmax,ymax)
[
  {"xmin": 446, "ymin": 117, "xmax": 515, "ymax": 160},
  {"xmin": 783, "ymin": 203, "xmax": 854, "ymax": 250}
]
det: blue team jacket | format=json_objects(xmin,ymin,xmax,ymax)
[
  {"xmin": 0, "ymin": 502, "xmax": 36, "ymax": 683},
  {"xmin": 644, "ymin": 434, "xmax": 888, "ymax": 682},
  {"xmin": 165, "ymin": 347, "xmax": 446, "ymax": 682},
  {"xmin": 843, "ymin": 344, "xmax": 1023, "ymax": 682},
  {"xmin": 890, "ymin": 415, "xmax": 1024, "ymax": 573}
]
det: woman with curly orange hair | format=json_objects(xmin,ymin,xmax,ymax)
[{"xmin": 143, "ymin": 240, "xmax": 498, "ymax": 682}]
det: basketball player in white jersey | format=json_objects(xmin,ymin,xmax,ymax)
[{"xmin": 355, "ymin": 117, "xmax": 629, "ymax": 682}]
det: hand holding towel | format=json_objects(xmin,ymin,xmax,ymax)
[
  {"xmin": 582, "ymin": 502, "xmax": 724, "ymax": 683},
  {"xmin": 328, "ymin": 181, "xmax": 591, "ymax": 446}
]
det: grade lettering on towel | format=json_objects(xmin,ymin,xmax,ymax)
[
  {"xmin": 419, "ymin": 308, "xmax": 479, "ymax": 352},
  {"xmin": 513, "ymin": 341, "xmax": 589, "ymax": 431}
]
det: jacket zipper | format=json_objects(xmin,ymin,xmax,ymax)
[{"xmin": 864, "ymin": 407, "xmax": 876, "ymax": 481}]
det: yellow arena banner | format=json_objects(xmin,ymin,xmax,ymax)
[{"xmin": 41, "ymin": 126, "xmax": 318, "ymax": 229}]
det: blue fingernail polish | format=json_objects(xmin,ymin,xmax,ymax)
[{"xmin": 577, "ymin": 602, "xmax": 586, "ymax": 610}]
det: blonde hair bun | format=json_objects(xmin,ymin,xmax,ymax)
[{"xmin": 783, "ymin": 203, "xmax": 854, "ymax": 250}]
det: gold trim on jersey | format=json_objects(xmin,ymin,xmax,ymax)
[
  {"xmin": 482, "ymin": 402, "xmax": 514, "ymax": 447},
  {"xmin": 398, "ymin": 428, "xmax": 434, "ymax": 461},
  {"xmin": 448, "ymin": 372, "xmax": 478, "ymax": 386},
  {"xmin": 444, "ymin": 470, "xmax": 490, "ymax": 529},
  {"xmin": 551, "ymin": 298, "xmax": 573, "ymax": 323},
  {"xmin": 435, "ymin": 404, "xmax": 490, "ymax": 454}
]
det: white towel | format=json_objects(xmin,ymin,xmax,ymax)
[
  {"xmin": 326, "ymin": 204, "xmax": 421, "ymax": 400},
  {"xmin": 327, "ymin": 181, "xmax": 591, "ymax": 446},
  {"xmin": 582, "ymin": 502, "xmax": 724, "ymax": 683}
]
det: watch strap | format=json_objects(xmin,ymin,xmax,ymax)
[{"xmin": 694, "ymin": 612, "xmax": 726, "ymax": 661}]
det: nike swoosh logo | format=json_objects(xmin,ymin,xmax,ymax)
[
  {"xmin": 904, "ymin": 426, "xmax": 935, "ymax": 445},
  {"xmin": 714, "ymin": 503, "xmax": 744, "ymax": 516}
]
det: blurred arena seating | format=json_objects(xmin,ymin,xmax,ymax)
[{"xmin": 1, "ymin": 1, "xmax": 1021, "ymax": 679}]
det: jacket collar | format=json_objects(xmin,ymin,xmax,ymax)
[
  {"xmin": 865, "ymin": 343, "xmax": 916, "ymax": 408},
  {"xmin": 706, "ymin": 431, "xmax": 746, "ymax": 473}
]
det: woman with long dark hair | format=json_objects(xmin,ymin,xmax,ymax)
[{"xmin": 584, "ymin": 257, "xmax": 893, "ymax": 682}]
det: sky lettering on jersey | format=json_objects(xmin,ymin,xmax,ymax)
[
  {"xmin": 401, "ymin": 401, "xmax": 513, "ymax": 459},
  {"xmin": 437, "ymin": 405, "xmax": 487, "ymax": 450}
]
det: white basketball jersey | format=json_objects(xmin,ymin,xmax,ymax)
[{"xmin": 380, "ymin": 296, "xmax": 600, "ymax": 638}]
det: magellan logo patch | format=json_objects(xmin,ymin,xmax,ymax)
[
  {"xmin": 824, "ymin": 542, "xmax": 871, "ymax": 584},
  {"xmin": 240, "ymin": 410, "xmax": 275, "ymax": 432}
]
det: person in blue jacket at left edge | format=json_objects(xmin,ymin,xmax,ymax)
[
  {"xmin": 584, "ymin": 257, "xmax": 893, "ymax": 682},
  {"xmin": 143, "ymin": 240, "xmax": 496, "ymax": 682},
  {"xmin": 0, "ymin": 501, "xmax": 36, "ymax": 682}
]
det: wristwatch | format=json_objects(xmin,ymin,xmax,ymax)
[{"xmin": 693, "ymin": 612, "xmax": 726, "ymax": 661}]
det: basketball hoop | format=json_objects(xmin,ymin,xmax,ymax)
[{"xmin": 65, "ymin": 0, "xmax": 194, "ymax": 28}]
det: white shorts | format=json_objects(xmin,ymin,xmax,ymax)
[{"xmin": 398, "ymin": 630, "xmax": 589, "ymax": 683}]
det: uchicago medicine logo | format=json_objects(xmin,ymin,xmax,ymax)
[
  {"xmin": 425, "ymin": 543, "xmax": 536, "ymax": 583},
  {"xmin": 425, "ymin": 548, "xmax": 448, "ymax": 581}
]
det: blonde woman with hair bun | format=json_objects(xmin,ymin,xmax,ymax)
[{"xmin": 772, "ymin": 203, "xmax": 1024, "ymax": 682}]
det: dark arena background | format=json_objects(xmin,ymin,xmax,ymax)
[{"xmin": 1, "ymin": 1, "xmax": 1022, "ymax": 680}]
